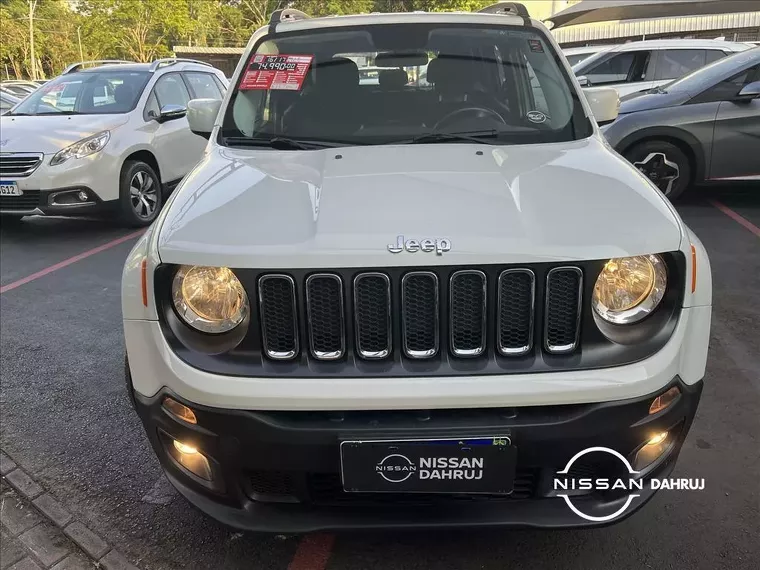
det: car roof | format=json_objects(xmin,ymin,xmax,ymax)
[
  {"xmin": 604, "ymin": 39, "xmax": 752, "ymax": 52},
  {"xmin": 272, "ymin": 11, "xmax": 530, "ymax": 33},
  {"xmin": 78, "ymin": 62, "xmax": 216, "ymax": 74},
  {"xmin": 563, "ymin": 45, "xmax": 617, "ymax": 55}
]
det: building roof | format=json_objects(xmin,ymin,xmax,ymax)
[{"xmin": 552, "ymin": 10, "xmax": 760, "ymax": 43}]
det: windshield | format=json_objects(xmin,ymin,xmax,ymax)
[
  {"xmin": 662, "ymin": 48, "xmax": 760, "ymax": 94},
  {"xmin": 221, "ymin": 23, "xmax": 591, "ymax": 148},
  {"xmin": 9, "ymin": 70, "xmax": 150, "ymax": 116}
]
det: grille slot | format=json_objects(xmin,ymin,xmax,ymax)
[
  {"xmin": 258, "ymin": 275, "xmax": 299, "ymax": 360},
  {"xmin": 0, "ymin": 190, "xmax": 41, "ymax": 211},
  {"xmin": 544, "ymin": 267, "xmax": 583, "ymax": 354},
  {"xmin": 401, "ymin": 271, "xmax": 439, "ymax": 358},
  {"xmin": 497, "ymin": 269, "xmax": 536, "ymax": 356},
  {"xmin": 353, "ymin": 273, "xmax": 392, "ymax": 359},
  {"xmin": 0, "ymin": 153, "xmax": 43, "ymax": 178},
  {"xmin": 305, "ymin": 274, "xmax": 345, "ymax": 360},
  {"xmin": 449, "ymin": 270, "xmax": 486, "ymax": 357}
]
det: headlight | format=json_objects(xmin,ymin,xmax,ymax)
[
  {"xmin": 172, "ymin": 265, "xmax": 249, "ymax": 334},
  {"xmin": 50, "ymin": 131, "xmax": 110, "ymax": 166},
  {"xmin": 592, "ymin": 255, "xmax": 666, "ymax": 324}
]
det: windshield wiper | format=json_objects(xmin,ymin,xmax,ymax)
[
  {"xmin": 222, "ymin": 136, "xmax": 339, "ymax": 150},
  {"xmin": 400, "ymin": 130, "xmax": 500, "ymax": 145}
]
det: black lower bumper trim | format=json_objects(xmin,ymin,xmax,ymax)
[{"xmin": 129, "ymin": 371, "xmax": 702, "ymax": 532}]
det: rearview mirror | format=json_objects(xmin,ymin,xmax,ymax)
[
  {"xmin": 157, "ymin": 104, "xmax": 187, "ymax": 123},
  {"xmin": 187, "ymin": 98, "xmax": 222, "ymax": 140},
  {"xmin": 584, "ymin": 86, "xmax": 620, "ymax": 125},
  {"xmin": 735, "ymin": 80, "xmax": 760, "ymax": 101},
  {"xmin": 577, "ymin": 75, "xmax": 592, "ymax": 88}
]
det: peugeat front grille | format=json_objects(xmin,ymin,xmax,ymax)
[
  {"xmin": 0, "ymin": 153, "xmax": 43, "ymax": 178},
  {"xmin": 253, "ymin": 266, "xmax": 583, "ymax": 363}
]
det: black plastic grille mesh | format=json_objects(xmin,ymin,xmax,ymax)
[
  {"xmin": 0, "ymin": 190, "xmax": 41, "ymax": 211},
  {"xmin": 354, "ymin": 274, "xmax": 391, "ymax": 356},
  {"xmin": 402, "ymin": 273, "xmax": 438, "ymax": 356},
  {"xmin": 259, "ymin": 276, "xmax": 297, "ymax": 357},
  {"xmin": 450, "ymin": 272, "xmax": 486, "ymax": 354},
  {"xmin": 306, "ymin": 276, "xmax": 344, "ymax": 357},
  {"xmin": 545, "ymin": 269, "xmax": 582, "ymax": 351},
  {"xmin": 498, "ymin": 271, "xmax": 534, "ymax": 353}
]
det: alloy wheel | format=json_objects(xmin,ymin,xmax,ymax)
[
  {"xmin": 129, "ymin": 170, "xmax": 159, "ymax": 219},
  {"xmin": 633, "ymin": 152, "xmax": 680, "ymax": 196}
]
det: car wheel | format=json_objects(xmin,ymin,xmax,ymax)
[
  {"xmin": 624, "ymin": 141, "xmax": 691, "ymax": 200},
  {"xmin": 119, "ymin": 160, "xmax": 163, "ymax": 227}
]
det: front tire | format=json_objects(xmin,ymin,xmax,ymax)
[
  {"xmin": 119, "ymin": 160, "xmax": 163, "ymax": 227},
  {"xmin": 624, "ymin": 141, "xmax": 691, "ymax": 200}
]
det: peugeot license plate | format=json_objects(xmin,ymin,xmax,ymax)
[
  {"xmin": 0, "ymin": 181, "xmax": 21, "ymax": 196},
  {"xmin": 340, "ymin": 437, "xmax": 516, "ymax": 494}
]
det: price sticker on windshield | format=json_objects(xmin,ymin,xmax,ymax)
[{"xmin": 240, "ymin": 54, "xmax": 313, "ymax": 91}]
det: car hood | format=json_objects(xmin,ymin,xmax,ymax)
[
  {"xmin": 618, "ymin": 90, "xmax": 691, "ymax": 114},
  {"xmin": 0, "ymin": 114, "xmax": 129, "ymax": 154},
  {"xmin": 157, "ymin": 138, "xmax": 683, "ymax": 268}
]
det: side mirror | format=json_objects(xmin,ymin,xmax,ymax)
[
  {"xmin": 187, "ymin": 98, "xmax": 222, "ymax": 140},
  {"xmin": 735, "ymin": 80, "xmax": 760, "ymax": 101},
  {"xmin": 157, "ymin": 104, "xmax": 187, "ymax": 123},
  {"xmin": 577, "ymin": 75, "xmax": 592, "ymax": 88},
  {"xmin": 584, "ymin": 86, "xmax": 620, "ymax": 125}
]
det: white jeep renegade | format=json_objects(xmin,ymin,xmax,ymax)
[
  {"xmin": 0, "ymin": 59, "xmax": 227, "ymax": 226},
  {"xmin": 122, "ymin": 3, "xmax": 712, "ymax": 531}
]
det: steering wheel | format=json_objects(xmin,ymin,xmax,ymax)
[{"xmin": 433, "ymin": 107, "xmax": 507, "ymax": 131}]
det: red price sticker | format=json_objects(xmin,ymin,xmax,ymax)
[{"xmin": 240, "ymin": 54, "xmax": 313, "ymax": 91}]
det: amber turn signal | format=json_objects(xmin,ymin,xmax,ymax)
[
  {"xmin": 163, "ymin": 397, "xmax": 197, "ymax": 424},
  {"xmin": 649, "ymin": 386, "xmax": 680, "ymax": 415}
]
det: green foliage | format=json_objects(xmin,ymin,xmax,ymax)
[{"xmin": 0, "ymin": 0, "xmax": 499, "ymax": 79}]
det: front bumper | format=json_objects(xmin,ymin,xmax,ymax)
[
  {"xmin": 0, "ymin": 152, "xmax": 120, "ymax": 216},
  {"xmin": 129, "ymin": 370, "xmax": 702, "ymax": 532},
  {"xmin": 0, "ymin": 186, "xmax": 115, "ymax": 216}
]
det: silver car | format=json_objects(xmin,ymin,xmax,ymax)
[{"xmin": 603, "ymin": 48, "xmax": 760, "ymax": 199}]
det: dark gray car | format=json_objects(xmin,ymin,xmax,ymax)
[{"xmin": 603, "ymin": 48, "xmax": 760, "ymax": 199}]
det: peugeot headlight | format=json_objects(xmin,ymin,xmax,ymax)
[
  {"xmin": 50, "ymin": 131, "xmax": 110, "ymax": 166},
  {"xmin": 592, "ymin": 255, "xmax": 667, "ymax": 325},
  {"xmin": 172, "ymin": 265, "xmax": 249, "ymax": 334}
]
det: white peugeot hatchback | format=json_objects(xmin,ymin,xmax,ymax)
[
  {"xmin": 123, "ymin": 3, "xmax": 712, "ymax": 532},
  {"xmin": 0, "ymin": 59, "xmax": 227, "ymax": 226}
]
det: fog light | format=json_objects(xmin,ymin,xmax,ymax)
[
  {"xmin": 163, "ymin": 397, "xmax": 197, "ymax": 424},
  {"xmin": 633, "ymin": 431, "xmax": 672, "ymax": 471},
  {"xmin": 77, "ymin": 190, "xmax": 88, "ymax": 202},
  {"xmin": 170, "ymin": 438, "xmax": 212, "ymax": 481},
  {"xmin": 649, "ymin": 386, "xmax": 680, "ymax": 415}
]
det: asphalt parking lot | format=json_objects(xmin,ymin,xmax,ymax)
[{"xmin": 1, "ymin": 184, "xmax": 759, "ymax": 570}]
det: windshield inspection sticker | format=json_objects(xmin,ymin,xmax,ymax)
[
  {"xmin": 240, "ymin": 54, "xmax": 313, "ymax": 91},
  {"xmin": 528, "ymin": 39, "xmax": 544, "ymax": 53},
  {"xmin": 527, "ymin": 111, "xmax": 547, "ymax": 124}
]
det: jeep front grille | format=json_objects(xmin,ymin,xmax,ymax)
[
  {"xmin": 0, "ymin": 153, "xmax": 43, "ymax": 178},
  {"xmin": 258, "ymin": 275, "xmax": 299, "ymax": 360},
  {"xmin": 256, "ymin": 266, "xmax": 584, "ymax": 363},
  {"xmin": 544, "ymin": 267, "xmax": 583, "ymax": 354}
]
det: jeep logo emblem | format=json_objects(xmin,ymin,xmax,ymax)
[{"xmin": 387, "ymin": 235, "xmax": 451, "ymax": 255}]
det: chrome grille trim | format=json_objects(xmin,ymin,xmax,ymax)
[
  {"xmin": 544, "ymin": 267, "xmax": 583, "ymax": 354},
  {"xmin": 353, "ymin": 272, "xmax": 392, "ymax": 359},
  {"xmin": 305, "ymin": 273, "xmax": 345, "ymax": 360},
  {"xmin": 449, "ymin": 270, "xmax": 487, "ymax": 357},
  {"xmin": 497, "ymin": 269, "xmax": 536, "ymax": 356},
  {"xmin": 258, "ymin": 274, "xmax": 299, "ymax": 360},
  {"xmin": 401, "ymin": 271, "xmax": 440, "ymax": 359},
  {"xmin": 0, "ymin": 153, "xmax": 43, "ymax": 178}
]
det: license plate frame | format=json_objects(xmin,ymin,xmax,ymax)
[
  {"xmin": 0, "ymin": 181, "xmax": 22, "ymax": 197},
  {"xmin": 340, "ymin": 436, "xmax": 516, "ymax": 495}
]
